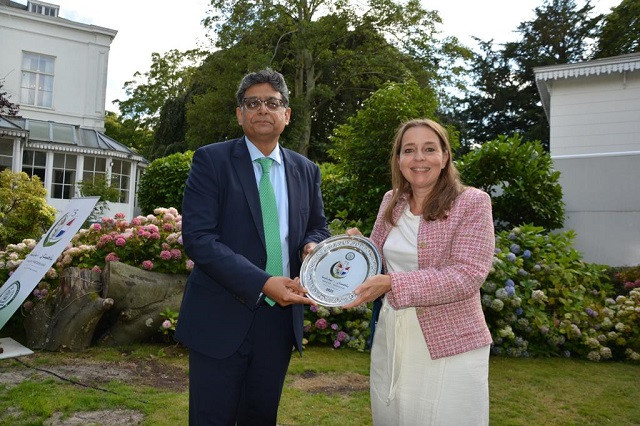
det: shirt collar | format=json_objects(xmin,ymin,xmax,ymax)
[{"xmin": 245, "ymin": 137, "xmax": 283, "ymax": 166}]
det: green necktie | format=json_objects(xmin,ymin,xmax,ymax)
[{"xmin": 256, "ymin": 157, "xmax": 282, "ymax": 306}]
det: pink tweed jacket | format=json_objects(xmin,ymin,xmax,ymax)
[{"xmin": 370, "ymin": 187, "xmax": 495, "ymax": 359}]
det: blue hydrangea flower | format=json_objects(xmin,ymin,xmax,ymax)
[
  {"xmin": 517, "ymin": 268, "xmax": 528, "ymax": 276},
  {"xmin": 533, "ymin": 264, "xmax": 542, "ymax": 272},
  {"xmin": 510, "ymin": 244, "xmax": 521, "ymax": 254},
  {"xmin": 515, "ymin": 307, "xmax": 523, "ymax": 316},
  {"xmin": 494, "ymin": 247, "xmax": 501, "ymax": 254},
  {"xmin": 505, "ymin": 279, "xmax": 515, "ymax": 287},
  {"xmin": 523, "ymin": 249, "xmax": 532, "ymax": 259},
  {"xmin": 505, "ymin": 286, "xmax": 515, "ymax": 296},
  {"xmin": 507, "ymin": 253, "xmax": 517, "ymax": 262},
  {"xmin": 508, "ymin": 233, "xmax": 517, "ymax": 240}
]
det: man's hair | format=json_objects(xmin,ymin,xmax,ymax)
[{"xmin": 236, "ymin": 68, "xmax": 290, "ymax": 106}]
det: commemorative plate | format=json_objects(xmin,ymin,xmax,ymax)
[{"xmin": 300, "ymin": 235, "xmax": 381, "ymax": 307}]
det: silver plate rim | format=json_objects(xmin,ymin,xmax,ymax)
[{"xmin": 300, "ymin": 234, "xmax": 381, "ymax": 307}]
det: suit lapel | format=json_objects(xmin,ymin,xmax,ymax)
[
  {"xmin": 231, "ymin": 137, "xmax": 266, "ymax": 249},
  {"xmin": 282, "ymin": 148, "xmax": 301, "ymax": 259}
]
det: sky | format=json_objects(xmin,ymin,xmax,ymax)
[{"xmin": 21, "ymin": 0, "xmax": 621, "ymax": 112}]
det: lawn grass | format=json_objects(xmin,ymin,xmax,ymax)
[{"xmin": 1, "ymin": 345, "xmax": 639, "ymax": 425}]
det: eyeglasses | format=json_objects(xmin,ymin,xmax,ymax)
[{"xmin": 241, "ymin": 97, "xmax": 286, "ymax": 112}]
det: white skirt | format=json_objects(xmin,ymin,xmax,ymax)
[{"xmin": 370, "ymin": 297, "xmax": 490, "ymax": 426}]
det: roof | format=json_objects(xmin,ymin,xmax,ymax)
[
  {"xmin": 534, "ymin": 53, "xmax": 640, "ymax": 121},
  {"xmin": 0, "ymin": 0, "xmax": 117, "ymax": 38},
  {"xmin": 0, "ymin": 116, "xmax": 147, "ymax": 163}
]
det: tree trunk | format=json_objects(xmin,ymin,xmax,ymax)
[
  {"xmin": 96, "ymin": 261, "xmax": 187, "ymax": 346},
  {"xmin": 24, "ymin": 268, "xmax": 113, "ymax": 351}
]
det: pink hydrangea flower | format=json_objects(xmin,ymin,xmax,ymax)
[
  {"xmin": 333, "ymin": 340, "xmax": 341, "ymax": 348},
  {"xmin": 105, "ymin": 252, "xmax": 120, "ymax": 262},
  {"xmin": 170, "ymin": 249, "xmax": 182, "ymax": 260},
  {"xmin": 142, "ymin": 260, "xmax": 154, "ymax": 270},
  {"xmin": 115, "ymin": 237, "xmax": 127, "ymax": 247},
  {"xmin": 160, "ymin": 250, "xmax": 172, "ymax": 261},
  {"xmin": 114, "ymin": 212, "xmax": 126, "ymax": 219},
  {"xmin": 315, "ymin": 318, "xmax": 328, "ymax": 330},
  {"xmin": 131, "ymin": 218, "xmax": 142, "ymax": 226},
  {"xmin": 91, "ymin": 223, "xmax": 102, "ymax": 231},
  {"xmin": 92, "ymin": 265, "xmax": 102, "ymax": 273},
  {"xmin": 186, "ymin": 259, "xmax": 194, "ymax": 271},
  {"xmin": 162, "ymin": 320, "xmax": 172, "ymax": 329}
]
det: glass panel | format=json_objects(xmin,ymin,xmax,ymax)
[
  {"xmin": 120, "ymin": 162, "xmax": 131, "ymax": 174},
  {"xmin": 32, "ymin": 168, "xmax": 45, "ymax": 183},
  {"xmin": 34, "ymin": 151, "xmax": 46, "ymax": 166},
  {"xmin": 95, "ymin": 157, "xmax": 106, "ymax": 171},
  {"xmin": 83, "ymin": 157, "xmax": 95, "ymax": 172},
  {"xmin": 119, "ymin": 190, "xmax": 129, "ymax": 203},
  {"xmin": 53, "ymin": 153, "xmax": 65, "ymax": 168},
  {"xmin": 0, "ymin": 157, "xmax": 11, "ymax": 168},
  {"xmin": 121, "ymin": 176, "xmax": 129, "ymax": 189},
  {"xmin": 22, "ymin": 150, "xmax": 33, "ymax": 165},
  {"xmin": 29, "ymin": 121, "xmax": 50, "ymax": 140},
  {"xmin": 52, "ymin": 124, "xmax": 74, "ymax": 143},
  {"xmin": 42, "ymin": 75, "xmax": 53, "ymax": 90},
  {"xmin": 112, "ymin": 159, "xmax": 123, "ymax": 174},
  {"xmin": 0, "ymin": 141, "xmax": 12, "ymax": 155}
]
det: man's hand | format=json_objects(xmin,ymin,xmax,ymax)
[
  {"xmin": 342, "ymin": 274, "xmax": 391, "ymax": 309},
  {"xmin": 262, "ymin": 276, "xmax": 317, "ymax": 307},
  {"xmin": 301, "ymin": 242, "xmax": 317, "ymax": 261}
]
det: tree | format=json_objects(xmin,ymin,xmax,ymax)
[
  {"xmin": 456, "ymin": 135, "xmax": 564, "ymax": 231},
  {"xmin": 0, "ymin": 170, "xmax": 56, "ymax": 248},
  {"xmin": 593, "ymin": 0, "xmax": 640, "ymax": 58},
  {"xmin": 459, "ymin": 0, "xmax": 602, "ymax": 149},
  {"xmin": 196, "ymin": 0, "xmax": 467, "ymax": 159},
  {"xmin": 0, "ymin": 82, "xmax": 19, "ymax": 116},
  {"xmin": 324, "ymin": 78, "xmax": 446, "ymax": 232},
  {"xmin": 103, "ymin": 111, "xmax": 153, "ymax": 155}
]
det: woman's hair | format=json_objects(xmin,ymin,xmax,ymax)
[{"xmin": 384, "ymin": 118, "xmax": 465, "ymax": 225}]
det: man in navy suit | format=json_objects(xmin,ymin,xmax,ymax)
[{"xmin": 175, "ymin": 68, "xmax": 330, "ymax": 425}]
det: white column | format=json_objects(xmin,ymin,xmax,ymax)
[
  {"xmin": 127, "ymin": 160, "xmax": 137, "ymax": 219},
  {"xmin": 11, "ymin": 137, "xmax": 23, "ymax": 171}
]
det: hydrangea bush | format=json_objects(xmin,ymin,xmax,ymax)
[
  {"xmin": 0, "ymin": 208, "xmax": 191, "ymax": 310},
  {"xmin": 483, "ymin": 224, "xmax": 640, "ymax": 361},
  {"xmin": 304, "ymin": 304, "xmax": 372, "ymax": 351}
]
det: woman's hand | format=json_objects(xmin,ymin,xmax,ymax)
[
  {"xmin": 343, "ymin": 274, "xmax": 391, "ymax": 309},
  {"xmin": 345, "ymin": 227, "xmax": 363, "ymax": 237}
]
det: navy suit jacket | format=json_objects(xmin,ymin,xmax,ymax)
[{"xmin": 175, "ymin": 137, "xmax": 330, "ymax": 359}]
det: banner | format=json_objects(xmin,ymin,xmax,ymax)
[{"xmin": 0, "ymin": 197, "xmax": 99, "ymax": 331}]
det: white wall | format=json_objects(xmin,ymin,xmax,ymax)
[
  {"xmin": 553, "ymin": 154, "xmax": 640, "ymax": 266},
  {"xmin": 549, "ymin": 72, "xmax": 640, "ymax": 157},
  {"xmin": 0, "ymin": 5, "xmax": 115, "ymax": 130}
]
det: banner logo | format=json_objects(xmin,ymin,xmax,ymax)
[
  {"xmin": 0, "ymin": 281, "xmax": 20, "ymax": 310},
  {"xmin": 43, "ymin": 209, "xmax": 79, "ymax": 247}
]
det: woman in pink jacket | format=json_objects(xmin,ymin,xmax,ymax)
[{"xmin": 345, "ymin": 118, "xmax": 495, "ymax": 425}]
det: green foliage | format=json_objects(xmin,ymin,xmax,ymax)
[
  {"xmin": 459, "ymin": 0, "xmax": 601, "ymax": 148},
  {"xmin": 304, "ymin": 305, "xmax": 372, "ymax": 351},
  {"xmin": 457, "ymin": 135, "xmax": 564, "ymax": 231},
  {"xmin": 594, "ymin": 0, "xmax": 640, "ymax": 58},
  {"xmin": 324, "ymin": 78, "xmax": 443, "ymax": 233},
  {"xmin": 0, "ymin": 170, "xmax": 56, "ymax": 249},
  {"xmin": 186, "ymin": 0, "xmax": 468, "ymax": 159},
  {"xmin": 103, "ymin": 111, "xmax": 153, "ymax": 155},
  {"xmin": 483, "ymin": 224, "xmax": 640, "ymax": 362},
  {"xmin": 137, "ymin": 151, "xmax": 193, "ymax": 215},
  {"xmin": 77, "ymin": 176, "xmax": 120, "ymax": 222}
]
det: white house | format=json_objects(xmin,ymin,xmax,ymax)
[
  {"xmin": 0, "ymin": 0, "xmax": 147, "ymax": 219},
  {"xmin": 534, "ymin": 53, "xmax": 640, "ymax": 266}
]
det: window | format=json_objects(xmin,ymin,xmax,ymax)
[
  {"xmin": 111, "ymin": 159, "xmax": 130, "ymax": 203},
  {"xmin": 22, "ymin": 150, "xmax": 46, "ymax": 183},
  {"xmin": 83, "ymin": 156, "xmax": 107, "ymax": 183},
  {"xmin": 21, "ymin": 52, "xmax": 54, "ymax": 108},
  {"xmin": 0, "ymin": 140, "xmax": 12, "ymax": 172},
  {"xmin": 28, "ymin": 1, "xmax": 59, "ymax": 17},
  {"xmin": 52, "ymin": 153, "xmax": 76, "ymax": 199}
]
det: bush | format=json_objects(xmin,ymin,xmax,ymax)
[
  {"xmin": 483, "ymin": 224, "xmax": 640, "ymax": 361},
  {"xmin": 325, "ymin": 78, "xmax": 444, "ymax": 233},
  {"xmin": 0, "ymin": 170, "xmax": 56, "ymax": 249},
  {"xmin": 457, "ymin": 135, "xmax": 564, "ymax": 231},
  {"xmin": 304, "ymin": 304, "xmax": 372, "ymax": 351},
  {"xmin": 138, "ymin": 151, "xmax": 193, "ymax": 215}
]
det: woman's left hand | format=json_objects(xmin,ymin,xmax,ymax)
[{"xmin": 342, "ymin": 274, "xmax": 391, "ymax": 309}]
